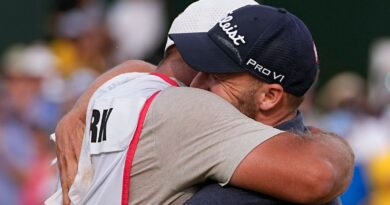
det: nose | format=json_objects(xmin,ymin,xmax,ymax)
[{"xmin": 190, "ymin": 72, "xmax": 210, "ymax": 90}]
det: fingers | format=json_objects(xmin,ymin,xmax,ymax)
[
  {"xmin": 73, "ymin": 120, "xmax": 84, "ymax": 162},
  {"xmin": 55, "ymin": 116, "xmax": 80, "ymax": 205},
  {"xmin": 57, "ymin": 147, "xmax": 71, "ymax": 205},
  {"xmin": 55, "ymin": 113, "xmax": 86, "ymax": 205},
  {"xmin": 57, "ymin": 141, "xmax": 79, "ymax": 205}
]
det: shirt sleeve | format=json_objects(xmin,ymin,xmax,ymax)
[{"xmin": 147, "ymin": 87, "xmax": 283, "ymax": 190}]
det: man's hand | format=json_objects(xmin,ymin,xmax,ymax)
[{"xmin": 55, "ymin": 112, "xmax": 85, "ymax": 205}]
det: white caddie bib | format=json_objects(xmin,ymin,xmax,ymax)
[{"xmin": 45, "ymin": 72, "xmax": 179, "ymax": 205}]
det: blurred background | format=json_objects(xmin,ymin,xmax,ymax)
[{"xmin": 0, "ymin": 0, "xmax": 389, "ymax": 204}]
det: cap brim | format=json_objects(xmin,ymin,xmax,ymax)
[{"xmin": 169, "ymin": 33, "xmax": 243, "ymax": 73}]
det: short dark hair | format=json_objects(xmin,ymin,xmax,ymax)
[{"xmin": 285, "ymin": 93, "xmax": 304, "ymax": 110}]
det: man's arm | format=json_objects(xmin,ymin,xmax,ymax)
[
  {"xmin": 185, "ymin": 124, "xmax": 343, "ymax": 205},
  {"xmin": 151, "ymin": 87, "xmax": 354, "ymax": 204},
  {"xmin": 55, "ymin": 60, "xmax": 155, "ymax": 205},
  {"xmin": 230, "ymin": 131, "xmax": 354, "ymax": 204}
]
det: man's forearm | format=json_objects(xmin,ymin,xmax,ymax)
[{"xmin": 230, "ymin": 131, "xmax": 354, "ymax": 204}]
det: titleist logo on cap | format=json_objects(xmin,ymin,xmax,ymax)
[{"xmin": 218, "ymin": 12, "xmax": 246, "ymax": 46}]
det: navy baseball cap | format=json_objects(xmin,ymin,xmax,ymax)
[{"xmin": 170, "ymin": 5, "xmax": 319, "ymax": 96}]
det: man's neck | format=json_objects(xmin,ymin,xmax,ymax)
[
  {"xmin": 255, "ymin": 108, "xmax": 297, "ymax": 127},
  {"xmin": 155, "ymin": 63, "xmax": 175, "ymax": 78}
]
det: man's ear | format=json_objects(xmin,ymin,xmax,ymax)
[{"xmin": 257, "ymin": 84, "xmax": 284, "ymax": 111}]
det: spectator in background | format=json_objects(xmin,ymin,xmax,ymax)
[
  {"xmin": 0, "ymin": 43, "xmax": 60, "ymax": 205},
  {"xmin": 318, "ymin": 72, "xmax": 367, "ymax": 137},
  {"xmin": 317, "ymin": 72, "xmax": 371, "ymax": 205},
  {"xmin": 49, "ymin": 0, "xmax": 169, "ymax": 108},
  {"xmin": 51, "ymin": 0, "xmax": 111, "ymax": 76},
  {"xmin": 1, "ymin": 43, "xmax": 63, "ymax": 130},
  {"xmin": 19, "ymin": 126, "xmax": 57, "ymax": 205},
  {"xmin": 368, "ymin": 150, "xmax": 390, "ymax": 205},
  {"xmin": 315, "ymin": 38, "xmax": 390, "ymax": 205},
  {"xmin": 106, "ymin": 0, "xmax": 167, "ymax": 62},
  {"xmin": 368, "ymin": 39, "xmax": 390, "ymax": 114},
  {"xmin": 52, "ymin": 0, "xmax": 168, "ymax": 73},
  {"xmin": 49, "ymin": 0, "xmax": 111, "ymax": 109},
  {"xmin": 365, "ymin": 39, "xmax": 390, "ymax": 205}
]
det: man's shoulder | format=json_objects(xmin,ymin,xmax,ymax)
[
  {"xmin": 144, "ymin": 87, "xmax": 282, "ymax": 193},
  {"xmin": 149, "ymin": 86, "xmax": 280, "ymax": 140},
  {"xmin": 117, "ymin": 60, "xmax": 156, "ymax": 71},
  {"xmin": 93, "ymin": 72, "xmax": 176, "ymax": 100},
  {"xmin": 160, "ymin": 87, "xmax": 219, "ymax": 97},
  {"xmin": 157, "ymin": 87, "xmax": 235, "ymax": 108},
  {"xmin": 153, "ymin": 87, "xmax": 245, "ymax": 120}
]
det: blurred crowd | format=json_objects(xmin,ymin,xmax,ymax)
[
  {"xmin": 300, "ymin": 39, "xmax": 390, "ymax": 205},
  {"xmin": 0, "ymin": 0, "xmax": 167, "ymax": 204},
  {"xmin": 0, "ymin": 0, "xmax": 389, "ymax": 205}
]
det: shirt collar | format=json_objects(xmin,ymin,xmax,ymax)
[{"xmin": 275, "ymin": 110, "xmax": 308, "ymax": 134}]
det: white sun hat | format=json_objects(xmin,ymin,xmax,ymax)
[{"xmin": 165, "ymin": 0, "xmax": 259, "ymax": 51}]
